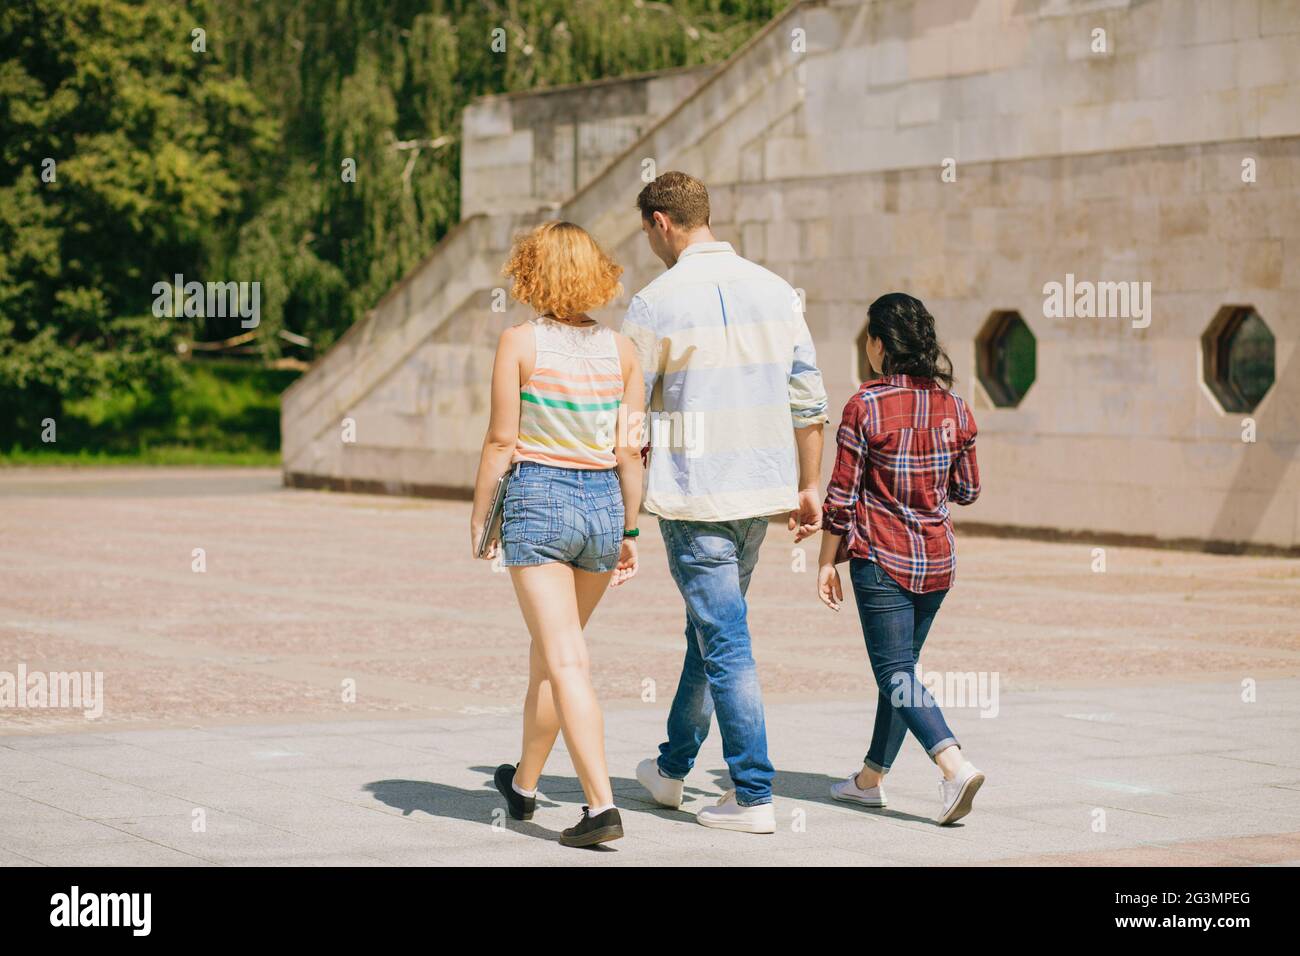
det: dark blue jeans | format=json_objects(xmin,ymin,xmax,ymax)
[
  {"xmin": 849, "ymin": 558, "xmax": 958, "ymax": 773},
  {"xmin": 656, "ymin": 517, "xmax": 774, "ymax": 807}
]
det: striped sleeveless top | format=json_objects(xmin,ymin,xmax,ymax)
[{"xmin": 514, "ymin": 316, "xmax": 622, "ymax": 470}]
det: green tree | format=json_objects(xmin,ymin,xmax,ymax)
[
  {"xmin": 0, "ymin": 0, "xmax": 278, "ymax": 445},
  {"xmin": 1, "ymin": 0, "xmax": 779, "ymax": 454}
]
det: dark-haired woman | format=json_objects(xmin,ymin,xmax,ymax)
[{"xmin": 816, "ymin": 292, "xmax": 985, "ymax": 825}]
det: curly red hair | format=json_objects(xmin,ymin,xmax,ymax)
[{"xmin": 502, "ymin": 221, "xmax": 623, "ymax": 319}]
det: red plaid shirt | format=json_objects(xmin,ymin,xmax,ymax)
[{"xmin": 822, "ymin": 374, "xmax": 980, "ymax": 593}]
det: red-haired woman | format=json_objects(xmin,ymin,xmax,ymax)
[{"xmin": 470, "ymin": 221, "xmax": 644, "ymax": 847}]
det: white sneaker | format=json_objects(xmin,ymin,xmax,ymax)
[
  {"xmin": 696, "ymin": 789, "xmax": 776, "ymax": 833},
  {"xmin": 938, "ymin": 761, "xmax": 985, "ymax": 825},
  {"xmin": 636, "ymin": 757, "xmax": 684, "ymax": 809},
  {"xmin": 830, "ymin": 772, "xmax": 887, "ymax": 808}
]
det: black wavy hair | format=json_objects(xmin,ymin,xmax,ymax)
[{"xmin": 866, "ymin": 292, "xmax": 954, "ymax": 388}]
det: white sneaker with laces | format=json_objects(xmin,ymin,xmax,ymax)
[
  {"xmin": 636, "ymin": 757, "xmax": 684, "ymax": 809},
  {"xmin": 696, "ymin": 789, "xmax": 776, "ymax": 833},
  {"xmin": 938, "ymin": 761, "xmax": 985, "ymax": 825},
  {"xmin": 830, "ymin": 772, "xmax": 887, "ymax": 807}
]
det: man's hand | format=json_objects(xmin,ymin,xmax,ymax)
[{"xmin": 788, "ymin": 487, "xmax": 822, "ymax": 542}]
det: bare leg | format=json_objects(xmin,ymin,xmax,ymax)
[
  {"xmin": 516, "ymin": 568, "xmax": 610, "ymax": 789},
  {"xmin": 934, "ymin": 744, "xmax": 965, "ymax": 781},
  {"xmin": 510, "ymin": 563, "xmax": 614, "ymax": 807},
  {"xmin": 516, "ymin": 638, "xmax": 559, "ymax": 790},
  {"xmin": 573, "ymin": 567, "xmax": 613, "ymax": 630},
  {"xmin": 858, "ymin": 745, "xmax": 965, "ymax": 787},
  {"xmin": 855, "ymin": 765, "xmax": 884, "ymax": 789}
]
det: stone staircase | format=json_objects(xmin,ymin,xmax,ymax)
[{"xmin": 280, "ymin": 0, "xmax": 835, "ymax": 496}]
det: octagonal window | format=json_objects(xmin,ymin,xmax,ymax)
[
  {"xmin": 976, "ymin": 310, "xmax": 1036, "ymax": 407},
  {"xmin": 1202, "ymin": 306, "xmax": 1275, "ymax": 413}
]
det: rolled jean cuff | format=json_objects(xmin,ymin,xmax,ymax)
[
  {"xmin": 737, "ymin": 796, "xmax": 773, "ymax": 808},
  {"xmin": 926, "ymin": 737, "xmax": 959, "ymax": 759},
  {"xmin": 655, "ymin": 757, "xmax": 687, "ymax": 781},
  {"xmin": 861, "ymin": 756, "xmax": 889, "ymax": 774}
]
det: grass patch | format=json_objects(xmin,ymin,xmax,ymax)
[
  {"xmin": 0, "ymin": 446, "xmax": 280, "ymax": 467},
  {"xmin": 5, "ymin": 361, "xmax": 297, "ymax": 466}
]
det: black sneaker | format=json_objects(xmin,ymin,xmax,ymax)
[
  {"xmin": 493, "ymin": 764, "xmax": 535, "ymax": 821},
  {"xmin": 560, "ymin": 806, "xmax": 623, "ymax": 848}
]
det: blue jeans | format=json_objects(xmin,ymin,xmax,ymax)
[
  {"xmin": 656, "ymin": 517, "xmax": 774, "ymax": 807},
  {"xmin": 849, "ymin": 558, "xmax": 958, "ymax": 773}
]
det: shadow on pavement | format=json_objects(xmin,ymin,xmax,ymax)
[
  {"xmin": 364, "ymin": 766, "xmax": 707, "ymax": 848},
  {"xmin": 706, "ymin": 767, "xmax": 941, "ymax": 826},
  {"xmin": 364, "ymin": 778, "xmax": 565, "ymax": 844}
]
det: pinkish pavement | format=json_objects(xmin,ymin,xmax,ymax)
[{"xmin": 0, "ymin": 467, "xmax": 1297, "ymax": 865}]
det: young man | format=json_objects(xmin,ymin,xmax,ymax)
[{"xmin": 622, "ymin": 171, "xmax": 828, "ymax": 832}]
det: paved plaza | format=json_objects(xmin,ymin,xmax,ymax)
[{"xmin": 1, "ymin": 468, "xmax": 1297, "ymax": 865}]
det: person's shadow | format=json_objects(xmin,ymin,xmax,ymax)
[
  {"xmin": 704, "ymin": 768, "xmax": 941, "ymax": 826},
  {"xmin": 363, "ymin": 777, "xmax": 564, "ymax": 843},
  {"xmin": 364, "ymin": 767, "xmax": 713, "ymax": 850}
]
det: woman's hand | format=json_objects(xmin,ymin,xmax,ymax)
[
  {"xmin": 610, "ymin": 538, "xmax": 638, "ymax": 587},
  {"xmin": 817, "ymin": 562, "xmax": 843, "ymax": 611},
  {"xmin": 470, "ymin": 520, "xmax": 498, "ymax": 560}
]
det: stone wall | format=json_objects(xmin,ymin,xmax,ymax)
[
  {"xmin": 283, "ymin": 0, "xmax": 1300, "ymax": 551},
  {"xmin": 460, "ymin": 65, "xmax": 714, "ymax": 219},
  {"xmin": 699, "ymin": 138, "xmax": 1300, "ymax": 550}
]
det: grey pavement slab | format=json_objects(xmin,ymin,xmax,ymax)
[{"xmin": 2, "ymin": 680, "xmax": 1297, "ymax": 866}]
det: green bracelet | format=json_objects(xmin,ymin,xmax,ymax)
[{"xmin": 623, "ymin": 528, "xmax": 640, "ymax": 538}]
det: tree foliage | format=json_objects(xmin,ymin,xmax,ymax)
[{"xmin": 0, "ymin": 0, "xmax": 778, "ymax": 448}]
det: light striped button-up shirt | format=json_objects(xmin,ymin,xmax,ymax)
[{"xmin": 621, "ymin": 241, "xmax": 829, "ymax": 522}]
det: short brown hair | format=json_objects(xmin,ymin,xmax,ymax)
[
  {"xmin": 502, "ymin": 221, "xmax": 623, "ymax": 319},
  {"xmin": 636, "ymin": 171, "xmax": 710, "ymax": 230}
]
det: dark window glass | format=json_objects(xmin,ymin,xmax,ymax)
[
  {"xmin": 978, "ymin": 311, "xmax": 1036, "ymax": 407},
  {"xmin": 1224, "ymin": 311, "xmax": 1274, "ymax": 412},
  {"xmin": 1204, "ymin": 306, "xmax": 1275, "ymax": 413}
]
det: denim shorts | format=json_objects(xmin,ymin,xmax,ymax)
[{"xmin": 501, "ymin": 461, "xmax": 624, "ymax": 573}]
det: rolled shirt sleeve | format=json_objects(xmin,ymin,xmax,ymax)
[
  {"xmin": 821, "ymin": 396, "xmax": 866, "ymax": 534},
  {"xmin": 789, "ymin": 312, "xmax": 829, "ymax": 428},
  {"xmin": 947, "ymin": 429, "xmax": 981, "ymax": 505}
]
